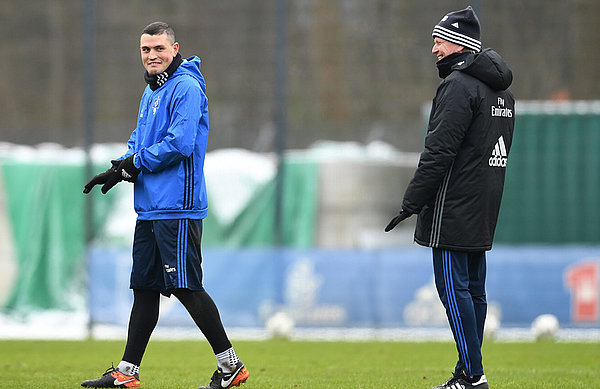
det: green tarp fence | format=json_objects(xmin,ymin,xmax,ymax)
[
  {"xmin": 0, "ymin": 155, "xmax": 318, "ymax": 313},
  {"xmin": 0, "ymin": 161, "xmax": 115, "ymax": 312},
  {"xmin": 496, "ymin": 102, "xmax": 600, "ymax": 243},
  {"xmin": 203, "ymin": 158, "xmax": 318, "ymax": 247}
]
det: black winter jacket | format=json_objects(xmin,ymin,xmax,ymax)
[{"xmin": 402, "ymin": 49, "xmax": 515, "ymax": 251}]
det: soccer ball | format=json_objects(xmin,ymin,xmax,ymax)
[
  {"xmin": 531, "ymin": 314, "xmax": 559, "ymax": 340},
  {"xmin": 265, "ymin": 311, "xmax": 295, "ymax": 339}
]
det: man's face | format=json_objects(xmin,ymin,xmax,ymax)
[
  {"xmin": 432, "ymin": 37, "xmax": 464, "ymax": 61},
  {"xmin": 140, "ymin": 33, "xmax": 179, "ymax": 75}
]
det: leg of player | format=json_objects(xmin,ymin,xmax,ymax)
[
  {"xmin": 81, "ymin": 289, "xmax": 159, "ymax": 388},
  {"xmin": 432, "ymin": 249, "xmax": 489, "ymax": 389},
  {"xmin": 468, "ymin": 252, "xmax": 487, "ymax": 348},
  {"xmin": 167, "ymin": 219, "xmax": 248, "ymax": 388},
  {"xmin": 120, "ymin": 289, "xmax": 160, "ymax": 373},
  {"xmin": 174, "ymin": 289, "xmax": 249, "ymax": 389}
]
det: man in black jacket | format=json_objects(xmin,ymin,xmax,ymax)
[{"xmin": 385, "ymin": 6, "xmax": 514, "ymax": 389}]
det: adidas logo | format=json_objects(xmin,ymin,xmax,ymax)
[{"xmin": 489, "ymin": 136, "xmax": 508, "ymax": 168}]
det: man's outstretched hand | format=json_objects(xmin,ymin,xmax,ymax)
[
  {"xmin": 83, "ymin": 155, "xmax": 141, "ymax": 195},
  {"xmin": 83, "ymin": 161, "xmax": 121, "ymax": 194},
  {"xmin": 384, "ymin": 209, "xmax": 412, "ymax": 232}
]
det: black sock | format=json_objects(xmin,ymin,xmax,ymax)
[
  {"xmin": 468, "ymin": 375, "xmax": 482, "ymax": 383},
  {"xmin": 122, "ymin": 289, "xmax": 160, "ymax": 366},
  {"xmin": 173, "ymin": 289, "xmax": 232, "ymax": 354}
]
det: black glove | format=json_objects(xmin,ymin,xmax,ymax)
[
  {"xmin": 83, "ymin": 160, "xmax": 120, "ymax": 194},
  {"xmin": 384, "ymin": 209, "xmax": 412, "ymax": 232},
  {"xmin": 98, "ymin": 154, "xmax": 141, "ymax": 194},
  {"xmin": 116, "ymin": 154, "xmax": 140, "ymax": 183}
]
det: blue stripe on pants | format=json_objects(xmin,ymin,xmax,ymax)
[
  {"xmin": 433, "ymin": 248, "xmax": 486, "ymax": 377},
  {"xmin": 178, "ymin": 220, "xmax": 189, "ymax": 288},
  {"xmin": 442, "ymin": 250, "xmax": 471, "ymax": 374}
]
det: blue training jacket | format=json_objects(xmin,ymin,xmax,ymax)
[{"xmin": 120, "ymin": 56, "xmax": 209, "ymax": 220}]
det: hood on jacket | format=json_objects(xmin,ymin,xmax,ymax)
[
  {"xmin": 173, "ymin": 56, "xmax": 207, "ymax": 92},
  {"xmin": 438, "ymin": 49, "xmax": 512, "ymax": 91},
  {"xmin": 454, "ymin": 48, "xmax": 513, "ymax": 90}
]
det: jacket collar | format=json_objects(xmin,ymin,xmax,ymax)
[
  {"xmin": 144, "ymin": 53, "xmax": 183, "ymax": 91},
  {"xmin": 436, "ymin": 51, "xmax": 472, "ymax": 79}
]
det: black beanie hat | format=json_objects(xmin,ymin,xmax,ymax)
[{"xmin": 432, "ymin": 6, "xmax": 481, "ymax": 52}]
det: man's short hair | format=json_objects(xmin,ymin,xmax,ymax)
[{"xmin": 142, "ymin": 22, "xmax": 176, "ymax": 44}]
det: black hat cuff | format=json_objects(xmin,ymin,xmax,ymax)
[{"xmin": 432, "ymin": 25, "xmax": 482, "ymax": 52}]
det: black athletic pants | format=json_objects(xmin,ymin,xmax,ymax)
[{"xmin": 122, "ymin": 288, "xmax": 232, "ymax": 366}]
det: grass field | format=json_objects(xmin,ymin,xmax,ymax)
[{"xmin": 0, "ymin": 339, "xmax": 598, "ymax": 388}]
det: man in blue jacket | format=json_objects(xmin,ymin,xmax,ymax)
[
  {"xmin": 82, "ymin": 22, "xmax": 248, "ymax": 389},
  {"xmin": 385, "ymin": 6, "xmax": 514, "ymax": 389}
]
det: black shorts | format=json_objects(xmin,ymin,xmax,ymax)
[{"xmin": 130, "ymin": 219, "xmax": 205, "ymax": 296}]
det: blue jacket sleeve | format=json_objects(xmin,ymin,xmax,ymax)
[
  {"xmin": 115, "ymin": 128, "xmax": 139, "ymax": 163},
  {"xmin": 136, "ymin": 81, "xmax": 203, "ymax": 172},
  {"xmin": 117, "ymin": 95, "xmax": 143, "ymax": 163}
]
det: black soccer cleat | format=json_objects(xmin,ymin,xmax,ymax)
[
  {"xmin": 81, "ymin": 365, "xmax": 140, "ymax": 388},
  {"xmin": 198, "ymin": 361, "xmax": 249, "ymax": 389},
  {"xmin": 433, "ymin": 370, "xmax": 489, "ymax": 389}
]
